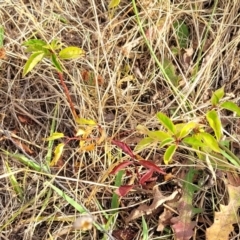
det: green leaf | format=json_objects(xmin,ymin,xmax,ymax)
[
  {"xmin": 173, "ymin": 20, "xmax": 189, "ymax": 49},
  {"xmin": 23, "ymin": 51, "xmax": 45, "ymax": 76},
  {"xmin": 142, "ymin": 216, "xmax": 148, "ymax": 240},
  {"xmin": 0, "ymin": 26, "xmax": 4, "ymax": 47},
  {"xmin": 135, "ymin": 137, "xmax": 154, "ymax": 151},
  {"xmin": 109, "ymin": 0, "xmax": 120, "ymax": 8},
  {"xmin": 44, "ymin": 132, "xmax": 64, "ymax": 141},
  {"xmin": 51, "ymin": 54, "xmax": 62, "ymax": 72},
  {"xmin": 111, "ymin": 170, "xmax": 124, "ymax": 213},
  {"xmin": 163, "ymin": 58, "xmax": 180, "ymax": 86},
  {"xmin": 220, "ymin": 101, "xmax": 240, "ymax": 117},
  {"xmin": 177, "ymin": 122, "xmax": 198, "ymax": 139},
  {"xmin": 156, "ymin": 112, "xmax": 176, "ymax": 134},
  {"xmin": 23, "ymin": 39, "xmax": 47, "ymax": 52},
  {"xmin": 75, "ymin": 117, "xmax": 96, "ymax": 125},
  {"xmin": 211, "ymin": 86, "xmax": 225, "ymax": 106},
  {"xmin": 182, "ymin": 136, "xmax": 205, "ymax": 148},
  {"xmin": 59, "ymin": 46, "xmax": 85, "ymax": 60},
  {"xmin": 147, "ymin": 130, "xmax": 172, "ymax": 141},
  {"xmin": 163, "ymin": 144, "xmax": 177, "ymax": 164},
  {"xmin": 206, "ymin": 110, "xmax": 222, "ymax": 141},
  {"xmin": 198, "ymin": 132, "xmax": 221, "ymax": 153}
]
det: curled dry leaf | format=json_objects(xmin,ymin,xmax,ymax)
[
  {"xmin": 157, "ymin": 208, "xmax": 174, "ymax": 231},
  {"xmin": 126, "ymin": 186, "xmax": 179, "ymax": 223}
]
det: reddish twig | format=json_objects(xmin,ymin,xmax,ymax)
[{"xmin": 58, "ymin": 72, "xmax": 77, "ymax": 119}]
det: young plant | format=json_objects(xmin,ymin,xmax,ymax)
[
  {"xmin": 136, "ymin": 86, "xmax": 240, "ymax": 167},
  {"xmin": 22, "ymin": 38, "xmax": 84, "ymax": 119}
]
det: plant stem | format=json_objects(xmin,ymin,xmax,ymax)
[{"xmin": 58, "ymin": 72, "xmax": 77, "ymax": 119}]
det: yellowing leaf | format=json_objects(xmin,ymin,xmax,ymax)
[
  {"xmin": 79, "ymin": 143, "xmax": 95, "ymax": 151},
  {"xmin": 211, "ymin": 86, "xmax": 225, "ymax": 106},
  {"xmin": 163, "ymin": 144, "xmax": 177, "ymax": 164},
  {"xmin": 75, "ymin": 128, "xmax": 86, "ymax": 137},
  {"xmin": 59, "ymin": 46, "xmax": 85, "ymax": 60},
  {"xmin": 75, "ymin": 117, "xmax": 96, "ymax": 125},
  {"xmin": 109, "ymin": 0, "xmax": 120, "ymax": 8},
  {"xmin": 23, "ymin": 51, "xmax": 45, "ymax": 76},
  {"xmin": 206, "ymin": 185, "xmax": 240, "ymax": 240},
  {"xmin": 50, "ymin": 143, "xmax": 64, "ymax": 167},
  {"xmin": 44, "ymin": 132, "xmax": 64, "ymax": 141},
  {"xmin": 136, "ymin": 124, "xmax": 149, "ymax": 135},
  {"xmin": 206, "ymin": 110, "xmax": 222, "ymax": 141}
]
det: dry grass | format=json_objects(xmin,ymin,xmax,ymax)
[{"xmin": 1, "ymin": 0, "xmax": 240, "ymax": 239}]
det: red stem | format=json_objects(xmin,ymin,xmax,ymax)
[{"xmin": 58, "ymin": 72, "xmax": 77, "ymax": 119}]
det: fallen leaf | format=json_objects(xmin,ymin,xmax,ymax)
[
  {"xmin": 157, "ymin": 208, "xmax": 174, "ymax": 231},
  {"xmin": 126, "ymin": 186, "xmax": 179, "ymax": 223},
  {"xmin": 171, "ymin": 218, "xmax": 196, "ymax": 240},
  {"xmin": 12, "ymin": 138, "xmax": 34, "ymax": 155},
  {"xmin": 115, "ymin": 184, "xmax": 134, "ymax": 197},
  {"xmin": 17, "ymin": 114, "xmax": 32, "ymax": 124},
  {"xmin": 206, "ymin": 184, "xmax": 240, "ymax": 240},
  {"xmin": 169, "ymin": 168, "xmax": 202, "ymax": 240}
]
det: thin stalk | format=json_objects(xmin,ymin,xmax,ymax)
[{"xmin": 58, "ymin": 72, "xmax": 77, "ymax": 119}]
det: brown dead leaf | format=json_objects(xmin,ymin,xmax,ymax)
[
  {"xmin": 0, "ymin": 48, "xmax": 6, "ymax": 59},
  {"xmin": 157, "ymin": 208, "xmax": 174, "ymax": 231},
  {"xmin": 206, "ymin": 184, "xmax": 240, "ymax": 240},
  {"xmin": 226, "ymin": 172, "xmax": 240, "ymax": 187},
  {"xmin": 17, "ymin": 114, "xmax": 32, "ymax": 124},
  {"xmin": 126, "ymin": 186, "xmax": 179, "ymax": 223},
  {"xmin": 12, "ymin": 138, "xmax": 34, "ymax": 155},
  {"xmin": 171, "ymin": 218, "xmax": 196, "ymax": 240}
]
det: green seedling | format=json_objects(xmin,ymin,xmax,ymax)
[
  {"xmin": 23, "ymin": 38, "xmax": 84, "ymax": 119},
  {"xmin": 136, "ymin": 86, "xmax": 240, "ymax": 167}
]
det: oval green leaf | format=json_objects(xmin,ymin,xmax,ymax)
[
  {"xmin": 156, "ymin": 112, "xmax": 176, "ymax": 134},
  {"xmin": 206, "ymin": 110, "xmax": 222, "ymax": 141},
  {"xmin": 163, "ymin": 144, "xmax": 177, "ymax": 164},
  {"xmin": 23, "ymin": 51, "xmax": 45, "ymax": 76},
  {"xmin": 59, "ymin": 46, "xmax": 85, "ymax": 60},
  {"xmin": 211, "ymin": 86, "xmax": 225, "ymax": 106},
  {"xmin": 182, "ymin": 136, "xmax": 205, "ymax": 148},
  {"xmin": 147, "ymin": 130, "xmax": 172, "ymax": 141},
  {"xmin": 135, "ymin": 137, "xmax": 154, "ymax": 151},
  {"xmin": 220, "ymin": 101, "xmax": 240, "ymax": 117}
]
